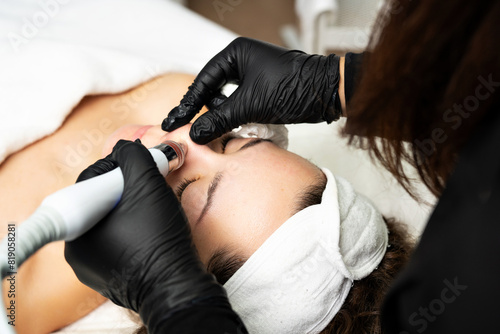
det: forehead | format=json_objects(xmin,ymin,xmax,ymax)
[{"xmin": 192, "ymin": 142, "xmax": 322, "ymax": 261}]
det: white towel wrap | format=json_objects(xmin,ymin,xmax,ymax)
[{"xmin": 224, "ymin": 167, "xmax": 389, "ymax": 334}]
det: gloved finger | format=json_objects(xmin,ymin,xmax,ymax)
[
  {"xmin": 161, "ymin": 91, "xmax": 204, "ymax": 133},
  {"xmin": 189, "ymin": 94, "xmax": 241, "ymax": 144},
  {"xmin": 108, "ymin": 140, "xmax": 187, "ymax": 261},
  {"xmin": 109, "ymin": 140, "xmax": 176, "ymax": 202},
  {"xmin": 76, "ymin": 155, "xmax": 117, "ymax": 183},
  {"xmin": 162, "ymin": 45, "xmax": 239, "ymax": 132},
  {"xmin": 75, "ymin": 138, "xmax": 145, "ymax": 183},
  {"xmin": 206, "ymin": 94, "xmax": 228, "ymax": 110},
  {"xmin": 164, "ymin": 93, "xmax": 229, "ymax": 135}
]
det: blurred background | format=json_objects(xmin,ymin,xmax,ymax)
[
  {"xmin": 186, "ymin": 0, "xmax": 383, "ymax": 55},
  {"xmin": 188, "ymin": 0, "xmax": 297, "ymax": 47}
]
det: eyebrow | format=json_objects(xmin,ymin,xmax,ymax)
[
  {"xmin": 196, "ymin": 172, "xmax": 223, "ymax": 226},
  {"xmin": 195, "ymin": 138, "xmax": 272, "ymax": 226},
  {"xmin": 239, "ymin": 138, "xmax": 273, "ymax": 151}
]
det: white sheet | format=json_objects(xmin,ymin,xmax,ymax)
[{"xmin": 0, "ymin": 0, "xmax": 237, "ymax": 165}]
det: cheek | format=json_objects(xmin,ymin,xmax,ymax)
[
  {"xmin": 190, "ymin": 207, "xmax": 244, "ymax": 264},
  {"xmin": 183, "ymin": 197, "xmax": 249, "ymax": 264},
  {"xmin": 198, "ymin": 193, "xmax": 280, "ymax": 260}
]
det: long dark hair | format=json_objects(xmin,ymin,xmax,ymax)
[{"xmin": 343, "ymin": 0, "xmax": 500, "ymax": 200}]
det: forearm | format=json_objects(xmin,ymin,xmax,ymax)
[
  {"xmin": 339, "ymin": 56, "xmax": 346, "ymax": 114},
  {"xmin": 339, "ymin": 52, "xmax": 365, "ymax": 117}
]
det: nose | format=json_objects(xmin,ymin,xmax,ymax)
[
  {"xmin": 142, "ymin": 124, "xmax": 222, "ymax": 184},
  {"xmin": 143, "ymin": 124, "xmax": 217, "ymax": 159},
  {"xmin": 141, "ymin": 123, "xmax": 192, "ymax": 148}
]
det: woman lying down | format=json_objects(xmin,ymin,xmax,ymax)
[{"xmin": 0, "ymin": 73, "xmax": 413, "ymax": 334}]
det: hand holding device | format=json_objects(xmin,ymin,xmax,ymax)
[
  {"xmin": 163, "ymin": 37, "xmax": 342, "ymax": 144},
  {"xmin": 64, "ymin": 140, "xmax": 230, "ymax": 332}
]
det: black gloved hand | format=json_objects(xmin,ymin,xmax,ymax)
[
  {"xmin": 162, "ymin": 37, "xmax": 341, "ymax": 144},
  {"xmin": 64, "ymin": 140, "xmax": 232, "ymax": 333}
]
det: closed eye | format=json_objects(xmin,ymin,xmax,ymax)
[
  {"xmin": 220, "ymin": 133, "xmax": 237, "ymax": 153},
  {"xmin": 176, "ymin": 177, "xmax": 197, "ymax": 200}
]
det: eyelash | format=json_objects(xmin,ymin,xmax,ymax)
[
  {"xmin": 176, "ymin": 177, "xmax": 197, "ymax": 199},
  {"xmin": 175, "ymin": 134, "xmax": 236, "ymax": 199},
  {"xmin": 220, "ymin": 133, "xmax": 236, "ymax": 153}
]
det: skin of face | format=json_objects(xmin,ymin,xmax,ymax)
[{"xmin": 103, "ymin": 124, "xmax": 324, "ymax": 264}]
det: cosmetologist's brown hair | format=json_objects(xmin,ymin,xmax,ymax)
[{"xmin": 343, "ymin": 0, "xmax": 500, "ymax": 200}]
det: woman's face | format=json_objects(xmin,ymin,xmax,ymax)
[{"xmin": 103, "ymin": 124, "xmax": 323, "ymax": 264}]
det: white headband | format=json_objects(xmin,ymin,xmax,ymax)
[{"xmin": 223, "ymin": 168, "xmax": 389, "ymax": 334}]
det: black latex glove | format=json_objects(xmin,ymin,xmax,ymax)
[
  {"xmin": 65, "ymin": 140, "xmax": 238, "ymax": 333},
  {"xmin": 162, "ymin": 37, "xmax": 341, "ymax": 144}
]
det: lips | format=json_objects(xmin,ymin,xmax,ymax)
[
  {"xmin": 102, "ymin": 124, "xmax": 154, "ymax": 157},
  {"xmin": 131, "ymin": 125, "xmax": 154, "ymax": 141}
]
